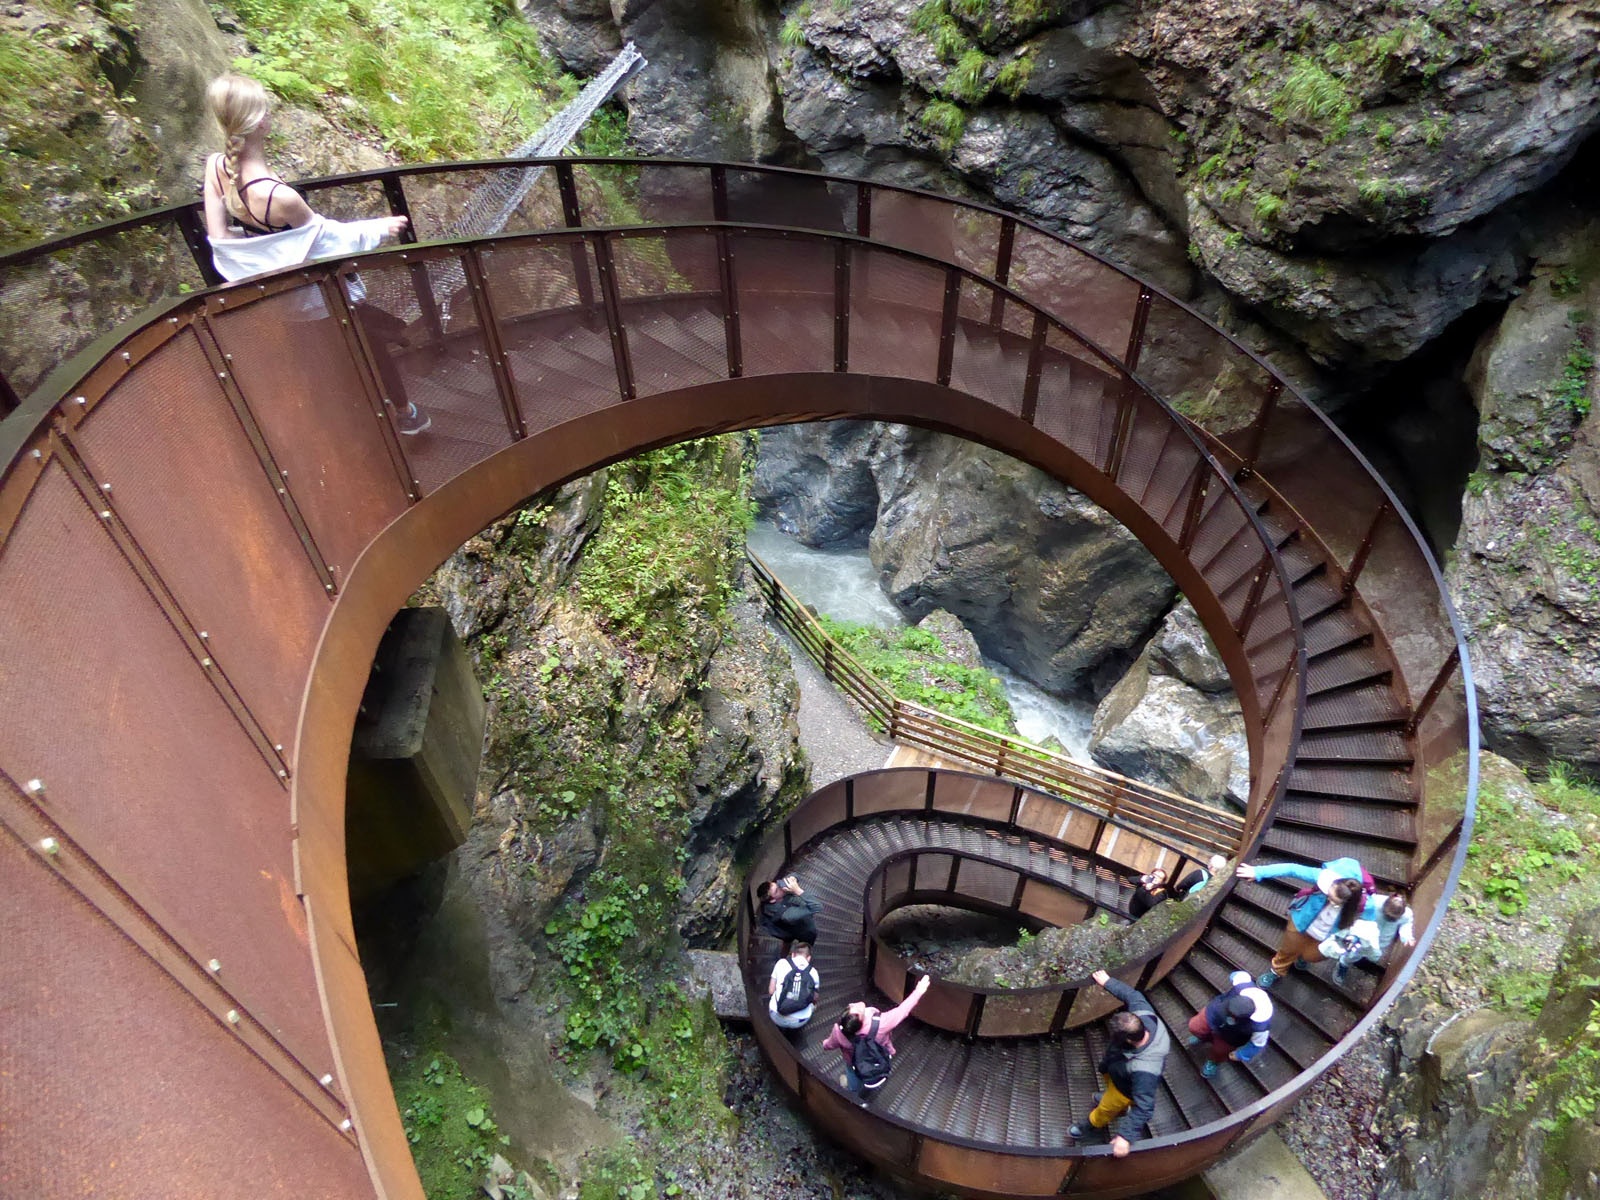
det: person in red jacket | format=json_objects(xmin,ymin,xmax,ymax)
[{"xmin": 821, "ymin": 974, "xmax": 933, "ymax": 1103}]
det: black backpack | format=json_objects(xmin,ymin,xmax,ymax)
[
  {"xmin": 852, "ymin": 1016, "xmax": 892, "ymax": 1087},
  {"xmin": 776, "ymin": 960, "xmax": 816, "ymax": 1015}
]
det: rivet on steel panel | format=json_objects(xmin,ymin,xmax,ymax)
[
  {"xmin": 39, "ymin": 837, "xmax": 60, "ymax": 856},
  {"xmin": 201, "ymin": 657, "xmax": 212, "ymax": 667},
  {"xmin": 199, "ymin": 631, "xmax": 209, "ymax": 640},
  {"xmin": 26, "ymin": 779, "xmax": 44, "ymax": 795},
  {"xmin": 98, "ymin": 510, "xmax": 111, "ymax": 520},
  {"xmin": 100, "ymin": 483, "xmax": 111, "ymax": 492},
  {"xmin": 75, "ymin": 396, "xmax": 86, "ymax": 406},
  {"xmin": 207, "ymin": 959, "xmax": 221, "ymax": 972},
  {"xmin": 226, "ymin": 1009, "xmax": 241, "ymax": 1025},
  {"xmin": 277, "ymin": 769, "xmax": 289, "ymax": 779},
  {"xmin": 273, "ymin": 744, "xmax": 284, "ymax": 752},
  {"xmin": 277, "ymin": 487, "xmax": 286, "ymax": 496},
  {"xmin": 121, "ymin": 351, "xmax": 131, "ymax": 362},
  {"xmin": 217, "ymin": 371, "xmax": 228, "ymax": 380},
  {"xmin": 325, "ymin": 582, "xmax": 335, "ymax": 592},
  {"xmin": 31, "ymin": 449, "xmax": 42, "ymax": 459},
  {"xmin": 340, "ymin": 1119, "xmax": 353, "ymax": 1132},
  {"xmin": 320, "ymin": 1074, "xmax": 334, "ymax": 1087}
]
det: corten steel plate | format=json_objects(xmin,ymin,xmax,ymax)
[{"xmin": 0, "ymin": 164, "xmax": 1476, "ymax": 1200}]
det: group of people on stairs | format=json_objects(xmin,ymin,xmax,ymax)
[{"xmin": 757, "ymin": 850, "xmax": 1416, "ymax": 1152}]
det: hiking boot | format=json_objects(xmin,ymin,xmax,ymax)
[
  {"xmin": 1183, "ymin": 1034, "xmax": 1202, "ymax": 1048},
  {"xmin": 396, "ymin": 401, "xmax": 431, "ymax": 435},
  {"xmin": 1068, "ymin": 1122, "xmax": 1088, "ymax": 1140},
  {"xmin": 1201, "ymin": 1060, "xmax": 1220, "ymax": 1079},
  {"xmin": 1257, "ymin": 971, "xmax": 1279, "ymax": 988}
]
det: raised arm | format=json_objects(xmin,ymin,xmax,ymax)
[{"xmin": 874, "ymin": 975, "xmax": 932, "ymax": 1037}]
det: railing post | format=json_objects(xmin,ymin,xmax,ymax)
[
  {"xmin": 1405, "ymin": 647, "xmax": 1460, "ymax": 735},
  {"xmin": 555, "ymin": 162, "xmax": 597, "ymax": 312},
  {"xmin": 936, "ymin": 268, "xmax": 961, "ymax": 386},
  {"xmin": 856, "ymin": 182, "xmax": 872, "ymax": 238},
  {"xmin": 1237, "ymin": 378, "xmax": 1283, "ymax": 477},
  {"xmin": 380, "ymin": 172, "xmax": 444, "ymax": 345},
  {"xmin": 1235, "ymin": 552, "xmax": 1273, "ymax": 640},
  {"xmin": 461, "ymin": 248, "xmax": 526, "ymax": 440},
  {"xmin": 717, "ymin": 228, "xmax": 742, "ymax": 378},
  {"xmin": 710, "ymin": 164, "xmax": 729, "ymax": 222},
  {"xmin": 1103, "ymin": 380, "xmax": 1137, "ymax": 482},
  {"xmin": 1123, "ymin": 284, "xmax": 1153, "ymax": 371},
  {"xmin": 1020, "ymin": 312, "xmax": 1046, "ymax": 425},
  {"xmin": 1177, "ymin": 465, "xmax": 1210, "ymax": 553},
  {"xmin": 988, "ymin": 217, "xmax": 1016, "ymax": 326},
  {"xmin": 1343, "ymin": 501, "xmax": 1391, "ymax": 596},
  {"xmin": 590, "ymin": 232, "xmax": 635, "ymax": 400},
  {"xmin": 174, "ymin": 205, "xmax": 225, "ymax": 287},
  {"xmin": 320, "ymin": 271, "xmax": 421, "ymax": 502},
  {"xmin": 833, "ymin": 241, "xmax": 850, "ymax": 372}
]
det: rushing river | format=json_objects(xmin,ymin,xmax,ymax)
[{"xmin": 747, "ymin": 523, "xmax": 1095, "ymax": 762}]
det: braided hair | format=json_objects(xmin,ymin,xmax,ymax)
[{"xmin": 205, "ymin": 74, "xmax": 271, "ymax": 208}]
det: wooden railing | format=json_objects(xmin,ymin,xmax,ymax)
[{"xmin": 747, "ymin": 552, "xmax": 1244, "ymax": 858}]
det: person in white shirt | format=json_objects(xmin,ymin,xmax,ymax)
[
  {"xmin": 767, "ymin": 942, "xmax": 820, "ymax": 1031},
  {"xmin": 201, "ymin": 73, "xmax": 429, "ymax": 434}
]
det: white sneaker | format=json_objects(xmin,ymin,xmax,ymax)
[{"xmin": 397, "ymin": 402, "xmax": 431, "ymax": 435}]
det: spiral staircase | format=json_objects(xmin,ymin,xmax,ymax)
[{"xmin": 0, "ymin": 159, "xmax": 1476, "ymax": 1199}]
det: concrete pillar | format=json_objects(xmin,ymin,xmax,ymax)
[{"xmin": 345, "ymin": 607, "xmax": 485, "ymax": 899}]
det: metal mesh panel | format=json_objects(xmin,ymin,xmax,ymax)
[
  {"xmin": 1019, "ymin": 880, "xmax": 1091, "ymax": 927},
  {"xmin": 481, "ymin": 240, "xmax": 619, "ymax": 432},
  {"xmin": 72, "ymin": 331, "xmax": 329, "ymax": 753},
  {"xmin": 0, "ymin": 221, "xmax": 206, "ymax": 399},
  {"xmin": 931, "ymin": 774, "xmax": 1012, "ymax": 823},
  {"xmin": 734, "ymin": 233, "xmax": 834, "ymax": 378},
  {"xmin": 786, "ymin": 780, "xmax": 848, "ymax": 853},
  {"xmin": 955, "ymin": 857, "xmax": 1020, "ymax": 909},
  {"xmin": 1032, "ymin": 327, "xmax": 1114, "ymax": 465},
  {"xmin": 0, "ymin": 466, "xmax": 334, "ymax": 1069},
  {"xmin": 976, "ymin": 991, "xmax": 1056, "ymax": 1038},
  {"xmin": 725, "ymin": 169, "xmax": 854, "ymax": 233},
  {"xmin": 634, "ymin": 164, "xmax": 717, "ymax": 225},
  {"xmin": 853, "ymin": 770, "xmax": 929, "ymax": 817},
  {"xmin": 950, "ymin": 314, "xmax": 1029, "ymax": 420},
  {"xmin": 299, "ymin": 179, "xmax": 391, "ymax": 222},
  {"xmin": 1139, "ymin": 293, "xmax": 1274, "ymax": 440},
  {"xmin": 806, "ymin": 1078, "xmax": 919, "ymax": 1168},
  {"xmin": 401, "ymin": 168, "xmax": 565, "ymax": 242},
  {"xmin": 848, "ymin": 249, "xmax": 943, "ymax": 382},
  {"xmin": 208, "ymin": 288, "xmax": 409, "ymax": 581},
  {"xmin": 610, "ymin": 232, "xmax": 707, "ymax": 298},
  {"xmin": 1251, "ymin": 395, "xmax": 1385, "ymax": 570},
  {"xmin": 949, "ymin": 207, "xmax": 1005, "ymax": 279},
  {"xmin": 626, "ymin": 299, "xmax": 728, "ymax": 397},
  {"xmin": 567, "ymin": 161, "xmax": 647, "ymax": 226},
  {"xmin": 867, "ymin": 188, "xmax": 964, "ymax": 266},
  {"xmin": 1008, "ymin": 225, "xmax": 1139, "ymax": 356},
  {"xmin": 350, "ymin": 257, "xmax": 514, "ymax": 493},
  {"xmin": 0, "ymin": 833, "xmax": 371, "ymax": 1200}
]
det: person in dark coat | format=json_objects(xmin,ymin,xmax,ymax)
[
  {"xmin": 1068, "ymin": 969, "xmax": 1171, "ymax": 1157},
  {"xmin": 759, "ymin": 874, "xmax": 821, "ymax": 951}
]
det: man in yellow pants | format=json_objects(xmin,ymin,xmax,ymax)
[{"xmin": 1068, "ymin": 969, "xmax": 1171, "ymax": 1157}]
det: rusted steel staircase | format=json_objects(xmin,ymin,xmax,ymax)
[{"xmin": 0, "ymin": 160, "xmax": 1475, "ymax": 1200}]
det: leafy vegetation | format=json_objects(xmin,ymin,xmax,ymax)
[
  {"xmin": 920, "ymin": 99, "xmax": 969, "ymax": 153},
  {"xmin": 391, "ymin": 1050, "xmax": 521, "ymax": 1199},
  {"xmin": 1272, "ymin": 56, "xmax": 1355, "ymax": 139},
  {"xmin": 817, "ymin": 615, "xmax": 1016, "ymax": 734},
  {"xmin": 949, "ymin": 47, "xmax": 994, "ymax": 103},
  {"xmin": 226, "ymin": 0, "xmax": 609, "ymax": 159},
  {"xmin": 995, "ymin": 49, "xmax": 1037, "ymax": 99},
  {"xmin": 1557, "ymin": 335, "xmax": 1594, "ymax": 419},
  {"xmin": 576, "ymin": 440, "xmax": 755, "ymax": 660}
]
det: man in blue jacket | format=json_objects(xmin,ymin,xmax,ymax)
[{"xmin": 1068, "ymin": 969, "xmax": 1171, "ymax": 1158}]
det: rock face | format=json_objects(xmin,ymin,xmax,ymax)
[
  {"xmin": 869, "ymin": 425, "xmax": 1176, "ymax": 697},
  {"xmin": 754, "ymin": 420, "xmax": 880, "ymax": 547},
  {"xmin": 1447, "ymin": 220, "xmax": 1600, "ymax": 775},
  {"xmin": 1380, "ymin": 906, "xmax": 1600, "ymax": 1200},
  {"xmin": 1089, "ymin": 600, "xmax": 1248, "ymax": 809}
]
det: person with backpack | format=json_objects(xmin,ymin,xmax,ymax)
[
  {"xmin": 1185, "ymin": 970, "xmax": 1273, "ymax": 1078},
  {"xmin": 758, "ymin": 874, "xmax": 822, "ymax": 952},
  {"xmin": 821, "ymin": 973, "xmax": 933, "ymax": 1103},
  {"xmin": 1318, "ymin": 889, "xmax": 1416, "ymax": 984},
  {"xmin": 767, "ymin": 942, "xmax": 820, "ymax": 1031},
  {"xmin": 1235, "ymin": 856, "xmax": 1369, "ymax": 988},
  {"xmin": 1069, "ymin": 969, "xmax": 1171, "ymax": 1157}
]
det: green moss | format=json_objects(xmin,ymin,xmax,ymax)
[
  {"xmin": 817, "ymin": 615, "xmax": 1016, "ymax": 734},
  {"xmin": 919, "ymin": 98, "xmax": 968, "ymax": 153},
  {"xmin": 391, "ymin": 1050, "xmax": 520, "ymax": 1199},
  {"xmin": 995, "ymin": 49, "xmax": 1036, "ymax": 99},
  {"xmin": 1272, "ymin": 55, "xmax": 1354, "ymax": 139},
  {"xmin": 947, "ymin": 47, "xmax": 993, "ymax": 102}
]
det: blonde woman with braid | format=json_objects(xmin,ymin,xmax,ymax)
[{"xmin": 202, "ymin": 73, "xmax": 429, "ymax": 434}]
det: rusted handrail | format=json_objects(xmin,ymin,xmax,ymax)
[{"xmin": 748, "ymin": 551, "xmax": 1243, "ymax": 858}]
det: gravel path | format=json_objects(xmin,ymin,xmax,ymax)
[{"xmin": 778, "ymin": 627, "xmax": 895, "ymax": 786}]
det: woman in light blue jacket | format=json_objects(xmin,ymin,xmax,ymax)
[{"xmin": 1234, "ymin": 856, "xmax": 1367, "ymax": 987}]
